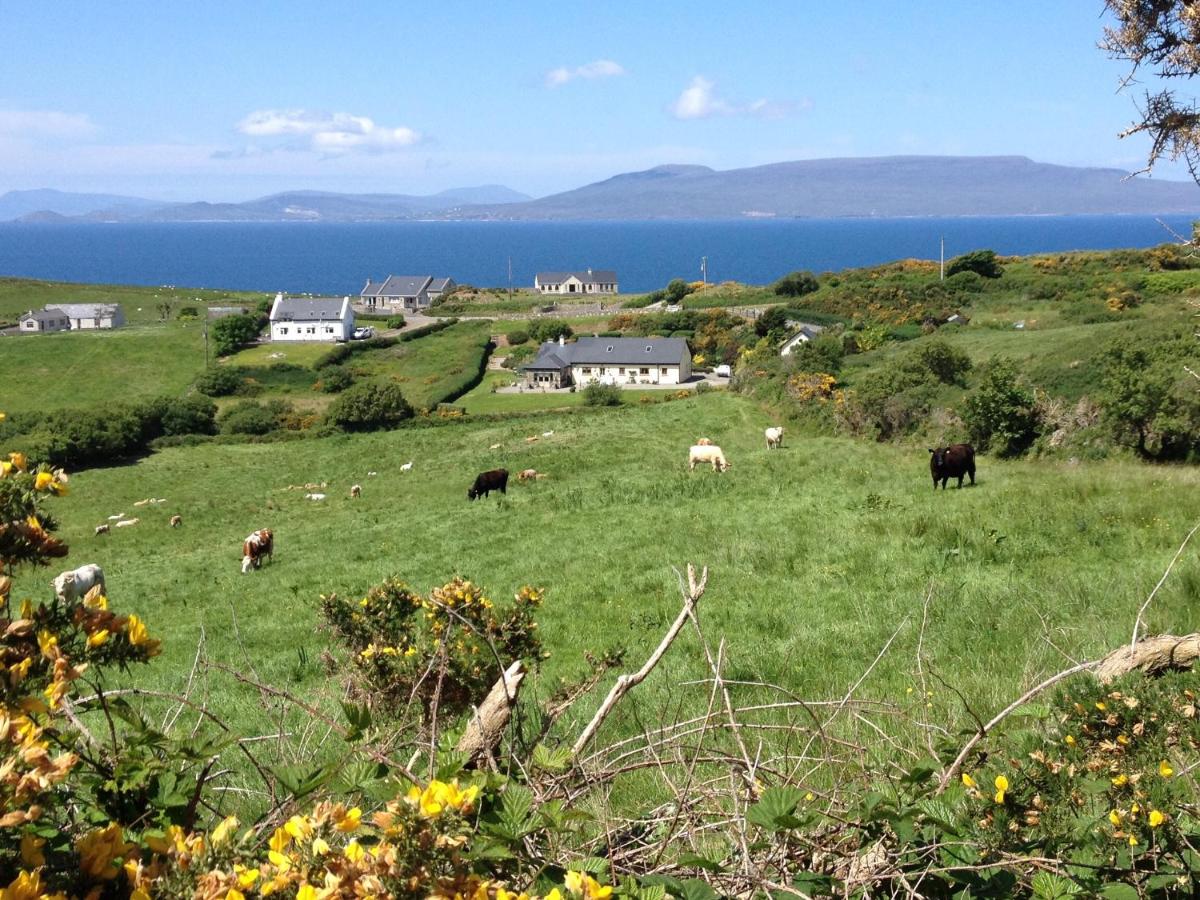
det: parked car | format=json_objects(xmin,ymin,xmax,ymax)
[
  {"xmin": 352, "ymin": 326, "xmax": 374, "ymax": 340},
  {"xmin": 713, "ymin": 364, "xmax": 732, "ymax": 378}
]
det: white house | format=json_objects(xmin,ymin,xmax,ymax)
[
  {"xmin": 269, "ymin": 294, "xmax": 355, "ymax": 342},
  {"xmin": 29, "ymin": 303, "xmax": 126, "ymax": 330},
  {"xmin": 534, "ymin": 269, "xmax": 618, "ymax": 296},
  {"xmin": 18, "ymin": 308, "xmax": 71, "ymax": 333},
  {"xmin": 360, "ymin": 275, "xmax": 456, "ymax": 310},
  {"xmin": 779, "ymin": 323, "xmax": 826, "ymax": 356},
  {"xmin": 522, "ymin": 336, "xmax": 691, "ymax": 388}
]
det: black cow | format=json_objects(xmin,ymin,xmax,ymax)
[
  {"xmin": 468, "ymin": 468, "xmax": 509, "ymax": 500},
  {"xmin": 928, "ymin": 444, "xmax": 976, "ymax": 490}
]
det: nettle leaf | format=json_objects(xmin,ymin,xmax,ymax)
[
  {"xmin": 435, "ymin": 751, "xmax": 470, "ymax": 781},
  {"xmin": 532, "ymin": 743, "xmax": 572, "ymax": 772},
  {"xmin": 499, "ymin": 784, "xmax": 535, "ymax": 836},
  {"xmin": 637, "ymin": 884, "xmax": 667, "ymax": 900},
  {"xmin": 917, "ymin": 799, "xmax": 962, "ymax": 834},
  {"xmin": 746, "ymin": 786, "xmax": 805, "ymax": 831},
  {"xmin": 1031, "ymin": 872, "xmax": 1082, "ymax": 900}
]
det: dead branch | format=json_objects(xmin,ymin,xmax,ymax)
[
  {"xmin": 1130, "ymin": 519, "xmax": 1200, "ymax": 652},
  {"xmin": 572, "ymin": 564, "xmax": 708, "ymax": 758},
  {"xmin": 1097, "ymin": 633, "xmax": 1200, "ymax": 683},
  {"xmin": 456, "ymin": 660, "xmax": 525, "ymax": 765}
]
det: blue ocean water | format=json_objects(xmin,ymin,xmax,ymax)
[{"xmin": 0, "ymin": 216, "xmax": 1196, "ymax": 295}]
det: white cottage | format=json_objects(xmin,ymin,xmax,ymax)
[
  {"xmin": 18, "ymin": 308, "xmax": 71, "ymax": 333},
  {"xmin": 47, "ymin": 303, "xmax": 125, "ymax": 330},
  {"xmin": 522, "ymin": 336, "xmax": 691, "ymax": 387},
  {"xmin": 779, "ymin": 323, "xmax": 826, "ymax": 356},
  {"xmin": 534, "ymin": 269, "xmax": 618, "ymax": 296},
  {"xmin": 360, "ymin": 275, "xmax": 456, "ymax": 310},
  {"xmin": 269, "ymin": 294, "xmax": 355, "ymax": 342}
]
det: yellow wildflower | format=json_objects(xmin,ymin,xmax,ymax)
[
  {"xmin": 961, "ymin": 773, "xmax": 976, "ymax": 788},
  {"xmin": 77, "ymin": 822, "xmax": 132, "ymax": 879},
  {"xmin": 284, "ymin": 815, "xmax": 310, "ymax": 840},
  {"xmin": 1129, "ymin": 834, "xmax": 1138, "ymax": 846},
  {"xmin": 1095, "ymin": 701, "xmax": 1106, "ymax": 711},
  {"xmin": 1064, "ymin": 735, "xmax": 1076, "ymax": 746},
  {"xmin": 334, "ymin": 806, "xmax": 362, "ymax": 832},
  {"xmin": 20, "ymin": 833, "xmax": 46, "ymax": 867},
  {"xmin": 87, "ymin": 629, "xmax": 110, "ymax": 648},
  {"xmin": 1159, "ymin": 760, "xmax": 1174, "ymax": 778},
  {"xmin": 227, "ymin": 891, "xmax": 246, "ymax": 900},
  {"xmin": 565, "ymin": 872, "xmax": 585, "ymax": 895},
  {"xmin": 33, "ymin": 472, "xmax": 53, "ymax": 491},
  {"xmin": 0, "ymin": 461, "xmax": 12, "ymax": 478},
  {"xmin": 235, "ymin": 866, "xmax": 260, "ymax": 888},
  {"xmin": 344, "ymin": 840, "xmax": 365, "ymax": 863},
  {"xmin": 269, "ymin": 827, "xmax": 290, "ymax": 853},
  {"xmin": 993, "ymin": 774, "xmax": 1009, "ymax": 804},
  {"xmin": 1111, "ymin": 773, "xmax": 1129, "ymax": 787},
  {"xmin": 297, "ymin": 885, "xmax": 317, "ymax": 900},
  {"xmin": 1149, "ymin": 809, "xmax": 1165, "ymax": 828},
  {"xmin": 8, "ymin": 452, "xmax": 27, "ymax": 472},
  {"xmin": 311, "ymin": 837, "xmax": 330, "ymax": 855},
  {"xmin": 212, "ymin": 815, "xmax": 239, "ymax": 846},
  {"xmin": 1117, "ymin": 734, "xmax": 1130, "ymax": 745},
  {"xmin": 1109, "ymin": 809, "xmax": 1122, "ymax": 826}
]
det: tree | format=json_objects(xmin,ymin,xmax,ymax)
[
  {"xmin": 210, "ymin": 313, "xmax": 263, "ymax": 357},
  {"xmin": 665, "ymin": 278, "xmax": 692, "ymax": 304},
  {"xmin": 754, "ymin": 306, "xmax": 789, "ymax": 338},
  {"xmin": 961, "ymin": 357, "xmax": 1039, "ymax": 456},
  {"xmin": 1098, "ymin": 340, "xmax": 1200, "ymax": 458},
  {"xmin": 529, "ymin": 321, "xmax": 574, "ymax": 344},
  {"xmin": 773, "ymin": 270, "xmax": 819, "ymax": 298},
  {"xmin": 326, "ymin": 382, "xmax": 414, "ymax": 432},
  {"xmin": 946, "ymin": 249, "xmax": 1003, "ymax": 279},
  {"xmin": 1103, "ymin": 0, "xmax": 1200, "ymax": 181},
  {"xmin": 914, "ymin": 340, "xmax": 973, "ymax": 386}
]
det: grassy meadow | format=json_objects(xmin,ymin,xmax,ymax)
[{"xmin": 11, "ymin": 390, "xmax": 1200, "ymax": 807}]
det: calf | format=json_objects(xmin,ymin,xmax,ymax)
[
  {"xmin": 468, "ymin": 468, "xmax": 509, "ymax": 500},
  {"xmin": 52, "ymin": 564, "xmax": 106, "ymax": 603},
  {"xmin": 241, "ymin": 528, "xmax": 274, "ymax": 574},
  {"xmin": 688, "ymin": 444, "xmax": 730, "ymax": 472},
  {"xmin": 169, "ymin": 515, "xmax": 182, "ymax": 527},
  {"xmin": 929, "ymin": 444, "xmax": 976, "ymax": 490},
  {"xmin": 94, "ymin": 524, "xmax": 110, "ymax": 536},
  {"xmin": 350, "ymin": 484, "xmax": 362, "ymax": 498},
  {"xmin": 518, "ymin": 468, "xmax": 539, "ymax": 482},
  {"xmin": 765, "ymin": 426, "xmax": 784, "ymax": 450}
]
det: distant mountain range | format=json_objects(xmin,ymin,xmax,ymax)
[
  {"xmin": 5, "ymin": 156, "xmax": 1200, "ymax": 222},
  {"xmin": 0, "ymin": 185, "xmax": 532, "ymax": 223}
]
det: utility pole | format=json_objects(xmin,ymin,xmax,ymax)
[
  {"xmin": 203, "ymin": 317, "xmax": 209, "ymax": 368},
  {"xmin": 507, "ymin": 257, "xmax": 513, "ymax": 303},
  {"xmin": 701, "ymin": 255, "xmax": 708, "ymax": 293}
]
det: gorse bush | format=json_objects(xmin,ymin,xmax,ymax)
[
  {"xmin": 582, "ymin": 383, "xmax": 623, "ymax": 406},
  {"xmin": 773, "ymin": 270, "xmax": 820, "ymax": 297},
  {"xmin": 194, "ymin": 365, "xmax": 249, "ymax": 397},
  {"xmin": 316, "ymin": 365, "xmax": 353, "ymax": 393},
  {"xmin": 324, "ymin": 381, "xmax": 414, "ymax": 432}
]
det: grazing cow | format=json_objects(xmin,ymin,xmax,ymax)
[
  {"xmin": 765, "ymin": 426, "xmax": 784, "ymax": 450},
  {"xmin": 169, "ymin": 515, "xmax": 182, "ymax": 527},
  {"xmin": 115, "ymin": 517, "xmax": 140, "ymax": 527},
  {"xmin": 94, "ymin": 524, "xmax": 110, "ymax": 536},
  {"xmin": 695, "ymin": 437, "xmax": 714, "ymax": 446},
  {"xmin": 350, "ymin": 484, "xmax": 362, "ymax": 498},
  {"xmin": 688, "ymin": 445, "xmax": 730, "ymax": 472},
  {"xmin": 518, "ymin": 468, "xmax": 539, "ymax": 482},
  {"xmin": 52, "ymin": 564, "xmax": 106, "ymax": 602},
  {"xmin": 400, "ymin": 461, "xmax": 413, "ymax": 472},
  {"xmin": 241, "ymin": 529, "xmax": 274, "ymax": 574},
  {"xmin": 929, "ymin": 444, "xmax": 976, "ymax": 490},
  {"xmin": 468, "ymin": 468, "xmax": 509, "ymax": 500}
]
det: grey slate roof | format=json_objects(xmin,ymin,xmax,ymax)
[
  {"xmin": 363, "ymin": 275, "xmax": 433, "ymax": 298},
  {"xmin": 536, "ymin": 270, "xmax": 617, "ymax": 285},
  {"xmin": 523, "ymin": 336, "xmax": 689, "ymax": 370},
  {"xmin": 49, "ymin": 303, "xmax": 121, "ymax": 318},
  {"xmin": 20, "ymin": 308, "xmax": 68, "ymax": 323},
  {"xmin": 271, "ymin": 297, "xmax": 348, "ymax": 321},
  {"xmin": 428, "ymin": 277, "xmax": 454, "ymax": 292}
]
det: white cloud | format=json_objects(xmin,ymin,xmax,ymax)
[
  {"xmin": 236, "ymin": 109, "xmax": 421, "ymax": 152},
  {"xmin": 545, "ymin": 59, "xmax": 626, "ymax": 87},
  {"xmin": 668, "ymin": 76, "xmax": 797, "ymax": 120},
  {"xmin": 0, "ymin": 108, "xmax": 97, "ymax": 138}
]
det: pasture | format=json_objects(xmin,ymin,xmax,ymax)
[
  {"xmin": 0, "ymin": 275, "xmax": 264, "ymax": 325},
  {"xmin": 12, "ymin": 390, "xmax": 1200, "ymax": 804}
]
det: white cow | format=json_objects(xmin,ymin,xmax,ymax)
[
  {"xmin": 765, "ymin": 426, "xmax": 784, "ymax": 450},
  {"xmin": 688, "ymin": 444, "xmax": 730, "ymax": 472},
  {"xmin": 52, "ymin": 564, "xmax": 106, "ymax": 602}
]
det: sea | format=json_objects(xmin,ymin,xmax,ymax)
[{"xmin": 0, "ymin": 215, "xmax": 1197, "ymax": 295}]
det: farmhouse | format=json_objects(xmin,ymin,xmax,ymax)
[
  {"xmin": 779, "ymin": 322, "xmax": 826, "ymax": 356},
  {"xmin": 522, "ymin": 336, "xmax": 691, "ymax": 388},
  {"xmin": 18, "ymin": 308, "xmax": 71, "ymax": 333},
  {"xmin": 21, "ymin": 303, "xmax": 125, "ymax": 331},
  {"xmin": 534, "ymin": 269, "xmax": 618, "ymax": 296},
  {"xmin": 360, "ymin": 275, "xmax": 456, "ymax": 311},
  {"xmin": 268, "ymin": 293, "xmax": 355, "ymax": 342}
]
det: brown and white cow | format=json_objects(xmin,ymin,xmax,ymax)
[{"xmin": 241, "ymin": 528, "xmax": 274, "ymax": 574}]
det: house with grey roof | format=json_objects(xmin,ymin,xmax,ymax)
[
  {"xmin": 534, "ymin": 269, "xmax": 618, "ymax": 296},
  {"xmin": 522, "ymin": 336, "xmax": 691, "ymax": 388},
  {"xmin": 360, "ymin": 275, "xmax": 456, "ymax": 311},
  {"xmin": 29, "ymin": 303, "xmax": 126, "ymax": 330},
  {"xmin": 779, "ymin": 322, "xmax": 826, "ymax": 356},
  {"xmin": 18, "ymin": 307, "xmax": 71, "ymax": 333},
  {"xmin": 268, "ymin": 293, "xmax": 355, "ymax": 343}
]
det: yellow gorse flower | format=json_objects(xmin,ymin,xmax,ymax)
[
  {"xmin": 1149, "ymin": 809, "xmax": 1165, "ymax": 827},
  {"xmin": 33, "ymin": 472, "xmax": 53, "ymax": 491},
  {"xmin": 1109, "ymin": 809, "xmax": 1122, "ymax": 826},
  {"xmin": 8, "ymin": 452, "xmax": 27, "ymax": 472},
  {"xmin": 87, "ymin": 629, "xmax": 110, "ymax": 648},
  {"xmin": 1159, "ymin": 760, "xmax": 1174, "ymax": 778},
  {"xmin": 1111, "ymin": 773, "xmax": 1129, "ymax": 787},
  {"xmin": 993, "ymin": 774, "xmax": 1009, "ymax": 804},
  {"xmin": 1064, "ymin": 735, "xmax": 1076, "ymax": 746},
  {"xmin": 334, "ymin": 806, "xmax": 362, "ymax": 832},
  {"xmin": 212, "ymin": 815, "xmax": 239, "ymax": 846},
  {"xmin": 961, "ymin": 773, "xmax": 976, "ymax": 789}
]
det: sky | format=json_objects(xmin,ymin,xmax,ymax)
[{"xmin": 0, "ymin": 1, "xmax": 1192, "ymax": 201}]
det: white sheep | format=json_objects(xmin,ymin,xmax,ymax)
[
  {"xmin": 765, "ymin": 426, "xmax": 784, "ymax": 450},
  {"xmin": 400, "ymin": 461, "xmax": 414, "ymax": 472},
  {"xmin": 688, "ymin": 444, "xmax": 730, "ymax": 472},
  {"xmin": 304, "ymin": 492, "xmax": 326, "ymax": 501},
  {"xmin": 52, "ymin": 564, "xmax": 106, "ymax": 602},
  {"xmin": 94, "ymin": 524, "xmax": 110, "ymax": 535},
  {"xmin": 115, "ymin": 517, "xmax": 140, "ymax": 527},
  {"xmin": 350, "ymin": 484, "xmax": 362, "ymax": 498}
]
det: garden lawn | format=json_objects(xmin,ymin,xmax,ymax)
[
  {"xmin": 346, "ymin": 319, "xmax": 493, "ymax": 409},
  {"xmin": 13, "ymin": 391, "xmax": 1200, "ymax": 809}
]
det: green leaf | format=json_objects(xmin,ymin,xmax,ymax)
[
  {"xmin": 569, "ymin": 857, "xmax": 610, "ymax": 875},
  {"xmin": 677, "ymin": 853, "xmax": 725, "ymax": 873},
  {"xmin": 1098, "ymin": 885, "xmax": 1139, "ymax": 900},
  {"xmin": 746, "ymin": 786, "xmax": 805, "ymax": 831},
  {"xmin": 675, "ymin": 879, "xmax": 720, "ymax": 900},
  {"xmin": 1031, "ymin": 872, "xmax": 1082, "ymax": 900},
  {"xmin": 638, "ymin": 885, "xmax": 667, "ymax": 900},
  {"xmin": 533, "ymin": 743, "xmax": 572, "ymax": 772},
  {"xmin": 340, "ymin": 701, "xmax": 373, "ymax": 740}
]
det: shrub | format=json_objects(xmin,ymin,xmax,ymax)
[
  {"xmin": 194, "ymin": 365, "xmax": 249, "ymax": 397},
  {"xmin": 694, "ymin": 380, "xmax": 711, "ymax": 394},
  {"xmin": 218, "ymin": 400, "xmax": 284, "ymax": 436},
  {"xmin": 1097, "ymin": 339, "xmax": 1200, "ymax": 459},
  {"xmin": 582, "ymin": 383, "xmax": 623, "ymax": 406},
  {"xmin": 326, "ymin": 382, "xmax": 414, "ymax": 432},
  {"xmin": 962, "ymin": 357, "xmax": 1039, "ymax": 456},
  {"xmin": 154, "ymin": 395, "xmax": 218, "ymax": 437},
  {"xmin": 773, "ymin": 270, "xmax": 820, "ymax": 297},
  {"xmin": 386, "ymin": 314, "xmax": 406, "ymax": 329},
  {"xmin": 665, "ymin": 278, "xmax": 693, "ymax": 303},
  {"xmin": 755, "ymin": 306, "xmax": 790, "ymax": 338},
  {"xmin": 915, "ymin": 339, "xmax": 973, "ymax": 386},
  {"xmin": 209, "ymin": 312, "xmax": 264, "ymax": 356},
  {"xmin": 316, "ymin": 365, "xmax": 353, "ymax": 393},
  {"xmin": 946, "ymin": 248, "xmax": 1003, "ymax": 279},
  {"xmin": 784, "ymin": 335, "xmax": 845, "ymax": 374},
  {"xmin": 506, "ymin": 329, "xmax": 529, "ymax": 345},
  {"xmin": 178, "ymin": 306, "xmax": 199, "ymax": 319},
  {"xmin": 529, "ymin": 321, "xmax": 574, "ymax": 344}
]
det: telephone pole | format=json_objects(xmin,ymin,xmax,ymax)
[{"xmin": 701, "ymin": 256, "xmax": 708, "ymax": 293}]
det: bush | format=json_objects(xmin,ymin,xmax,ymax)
[
  {"xmin": 773, "ymin": 270, "xmax": 820, "ymax": 297},
  {"xmin": 915, "ymin": 340, "xmax": 973, "ymax": 386},
  {"xmin": 785, "ymin": 335, "xmax": 844, "ymax": 374},
  {"xmin": 178, "ymin": 306, "xmax": 199, "ymax": 319},
  {"xmin": 946, "ymin": 248, "xmax": 1003, "ymax": 279},
  {"xmin": 153, "ymin": 395, "xmax": 218, "ymax": 437},
  {"xmin": 194, "ymin": 365, "xmax": 249, "ymax": 397},
  {"xmin": 218, "ymin": 400, "xmax": 282, "ymax": 436},
  {"xmin": 962, "ymin": 357, "xmax": 1039, "ymax": 456},
  {"xmin": 694, "ymin": 381, "xmax": 711, "ymax": 394},
  {"xmin": 326, "ymin": 382, "xmax": 414, "ymax": 432},
  {"xmin": 529, "ymin": 321, "xmax": 574, "ymax": 344},
  {"xmin": 582, "ymin": 383, "xmax": 623, "ymax": 406},
  {"xmin": 506, "ymin": 329, "xmax": 529, "ymax": 346},
  {"xmin": 386, "ymin": 314, "xmax": 406, "ymax": 329},
  {"xmin": 665, "ymin": 278, "xmax": 692, "ymax": 304},
  {"xmin": 1098, "ymin": 338, "xmax": 1200, "ymax": 459},
  {"xmin": 755, "ymin": 306, "xmax": 790, "ymax": 338},
  {"xmin": 317, "ymin": 365, "xmax": 353, "ymax": 393}
]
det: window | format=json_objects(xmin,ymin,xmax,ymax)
[
  {"xmin": 280, "ymin": 327, "xmax": 288, "ymax": 335},
  {"xmin": 619, "ymin": 367, "xmax": 625, "ymax": 375},
  {"xmin": 581, "ymin": 367, "xmax": 592, "ymax": 374},
  {"xmin": 640, "ymin": 368, "xmax": 649, "ymax": 374}
]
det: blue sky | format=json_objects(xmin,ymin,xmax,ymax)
[{"xmin": 0, "ymin": 2, "xmax": 1190, "ymax": 200}]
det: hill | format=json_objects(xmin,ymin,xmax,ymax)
[
  {"xmin": 0, "ymin": 187, "xmax": 163, "ymax": 220},
  {"xmin": 456, "ymin": 155, "xmax": 1200, "ymax": 219}
]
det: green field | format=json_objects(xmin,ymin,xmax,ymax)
[
  {"xmin": 12, "ymin": 391, "xmax": 1200, "ymax": 797},
  {"xmin": 0, "ymin": 275, "xmax": 265, "ymax": 325}
]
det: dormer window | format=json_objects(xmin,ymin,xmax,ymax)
[
  {"xmin": 606, "ymin": 345, "xmax": 613, "ymax": 352},
  {"xmin": 645, "ymin": 346, "xmax": 652, "ymax": 352}
]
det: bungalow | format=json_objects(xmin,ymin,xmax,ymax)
[
  {"xmin": 18, "ymin": 307, "xmax": 71, "ymax": 333},
  {"xmin": 779, "ymin": 322, "xmax": 826, "ymax": 356},
  {"xmin": 360, "ymin": 275, "xmax": 456, "ymax": 310},
  {"xmin": 522, "ymin": 336, "xmax": 691, "ymax": 388},
  {"xmin": 534, "ymin": 269, "xmax": 618, "ymax": 296},
  {"xmin": 39, "ymin": 303, "xmax": 126, "ymax": 330},
  {"xmin": 269, "ymin": 293, "xmax": 355, "ymax": 343}
]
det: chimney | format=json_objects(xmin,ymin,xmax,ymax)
[
  {"xmin": 587, "ymin": 267, "xmax": 593, "ymax": 276},
  {"xmin": 558, "ymin": 335, "xmax": 565, "ymax": 346}
]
